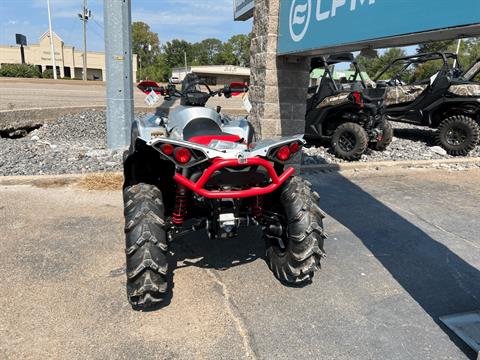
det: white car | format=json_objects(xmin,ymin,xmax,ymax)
[{"xmin": 169, "ymin": 76, "xmax": 181, "ymax": 84}]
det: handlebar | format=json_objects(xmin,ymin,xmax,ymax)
[{"xmin": 150, "ymin": 79, "xmax": 248, "ymax": 100}]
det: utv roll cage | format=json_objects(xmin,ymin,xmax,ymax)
[
  {"xmin": 373, "ymin": 52, "xmax": 462, "ymax": 82},
  {"xmin": 462, "ymin": 57, "xmax": 480, "ymax": 81},
  {"xmin": 310, "ymin": 52, "xmax": 368, "ymax": 91}
]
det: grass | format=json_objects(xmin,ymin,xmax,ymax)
[{"xmin": 76, "ymin": 172, "xmax": 123, "ymax": 191}]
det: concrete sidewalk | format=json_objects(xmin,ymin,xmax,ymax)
[{"xmin": 0, "ymin": 168, "xmax": 479, "ymax": 359}]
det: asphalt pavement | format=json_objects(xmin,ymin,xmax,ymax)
[
  {"xmin": 0, "ymin": 168, "xmax": 479, "ymax": 359},
  {"xmin": 0, "ymin": 78, "xmax": 244, "ymax": 111}
]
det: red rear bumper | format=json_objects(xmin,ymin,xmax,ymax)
[{"xmin": 173, "ymin": 157, "xmax": 295, "ymax": 199}]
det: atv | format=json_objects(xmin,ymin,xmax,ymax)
[
  {"xmin": 123, "ymin": 75, "xmax": 327, "ymax": 308},
  {"xmin": 305, "ymin": 53, "xmax": 392, "ymax": 161},
  {"xmin": 374, "ymin": 52, "xmax": 480, "ymax": 156}
]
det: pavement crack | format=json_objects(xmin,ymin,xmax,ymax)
[{"xmin": 205, "ymin": 268, "xmax": 258, "ymax": 360}]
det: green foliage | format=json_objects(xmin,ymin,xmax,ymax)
[
  {"xmin": 459, "ymin": 37, "xmax": 480, "ymax": 69},
  {"xmin": 220, "ymin": 34, "xmax": 252, "ymax": 67},
  {"xmin": 416, "ymin": 40, "xmax": 456, "ymax": 54},
  {"xmin": 163, "ymin": 39, "xmax": 192, "ymax": 69},
  {"xmin": 353, "ymin": 39, "xmax": 480, "ymax": 85},
  {"xmin": 131, "ymin": 21, "xmax": 252, "ymax": 81},
  {"xmin": 355, "ymin": 48, "xmax": 410, "ymax": 80},
  {"xmin": 0, "ymin": 63, "xmax": 41, "ymax": 78},
  {"xmin": 191, "ymin": 38, "xmax": 224, "ymax": 65},
  {"xmin": 132, "ymin": 22, "xmax": 161, "ymax": 68}
]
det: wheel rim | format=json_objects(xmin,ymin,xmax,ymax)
[
  {"xmin": 445, "ymin": 126, "xmax": 467, "ymax": 146},
  {"xmin": 264, "ymin": 211, "xmax": 288, "ymax": 257},
  {"xmin": 338, "ymin": 132, "xmax": 356, "ymax": 152}
]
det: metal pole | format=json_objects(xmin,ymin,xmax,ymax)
[
  {"xmin": 82, "ymin": 0, "xmax": 88, "ymax": 81},
  {"xmin": 453, "ymin": 39, "xmax": 462, "ymax": 68},
  {"xmin": 20, "ymin": 45, "xmax": 25, "ymax": 64},
  {"xmin": 104, "ymin": 0, "xmax": 134, "ymax": 149},
  {"xmin": 184, "ymin": 50, "xmax": 187, "ymax": 72},
  {"xmin": 46, "ymin": 0, "xmax": 57, "ymax": 80}
]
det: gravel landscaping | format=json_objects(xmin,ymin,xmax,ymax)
[
  {"xmin": 303, "ymin": 122, "xmax": 480, "ymax": 165},
  {"xmin": 1, "ymin": 110, "xmax": 480, "ymax": 176}
]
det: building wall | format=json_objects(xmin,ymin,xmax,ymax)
[
  {"xmin": 171, "ymin": 65, "xmax": 250, "ymax": 83},
  {"xmin": 0, "ymin": 32, "xmax": 137, "ymax": 82},
  {"xmin": 194, "ymin": 72, "xmax": 249, "ymax": 86}
]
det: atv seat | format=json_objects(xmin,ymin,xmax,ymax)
[{"xmin": 182, "ymin": 117, "xmax": 241, "ymax": 146}]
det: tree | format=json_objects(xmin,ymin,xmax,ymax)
[
  {"xmin": 192, "ymin": 38, "xmax": 223, "ymax": 65},
  {"xmin": 217, "ymin": 34, "xmax": 252, "ymax": 66},
  {"xmin": 416, "ymin": 40, "xmax": 456, "ymax": 54},
  {"xmin": 132, "ymin": 22, "xmax": 161, "ymax": 68},
  {"xmin": 163, "ymin": 39, "xmax": 193, "ymax": 69},
  {"xmin": 355, "ymin": 47, "xmax": 409, "ymax": 80}
]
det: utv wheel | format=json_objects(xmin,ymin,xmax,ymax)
[
  {"xmin": 436, "ymin": 115, "xmax": 480, "ymax": 156},
  {"xmin": 264, "ymin": 176, "xmax": 327, "ymax": 285},
  {"xmin": 370, "ymin": 120, "xmax": 393, "ymax": 151},
  {"xmin": 331, "ymin": 122, "xmax": 368, "ymax": 161},
  {"xmin": 123, "ymin": 183, "xmax": 169, "ymax": 309}
]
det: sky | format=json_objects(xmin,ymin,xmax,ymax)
[{"xmin": 0, "ymin": 0, "xmax": 253, "ymax": 51}]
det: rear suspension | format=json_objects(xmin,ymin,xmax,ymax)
[
  {"xmin": 172, "ymin": 185, "xmax": 189, "ymax": 226},
  {"xmin": 251, "ymin": 196, "xmax": 264, "ymax": 220}
]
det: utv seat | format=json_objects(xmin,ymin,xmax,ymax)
[{"xmin": 182, "ymin": 117, "xmax": 241, "ymax": 146}]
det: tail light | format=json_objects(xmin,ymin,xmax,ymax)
[
  {"xmin": 276, "ymin": 146, "xmax": 291, "ymax": 161},
  {"xmin": 154, "ymin": 141, "xmax": 206, "ymax": 167},
  {"xmin": 174, "ymin": 147, "xmax": 192, "ymax": 164},
  {"xmin": 268, "ymin": 140, "xmax": 304, "ymax": 163},
  {"xmin": 289, "ymin": 142, "xmax": 300, "ymax": 154},
  {"xmin": 352, "ymin": 92, "xmax": 364, "ymax": 107},
  {"xmin": 161, "ymin": 143, "xmax": 174, "ymax": 155}
]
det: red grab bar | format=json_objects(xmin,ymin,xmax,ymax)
[{"xmin": 173, "ymin": 157, "xmax": 295, "ymax": 199}]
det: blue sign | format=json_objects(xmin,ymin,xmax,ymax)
[{"xmin": 278, "ymin": 0, "xmax": 480, "ymax": 54}]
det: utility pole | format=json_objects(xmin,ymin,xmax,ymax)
[
  {"xmin": 46, "ymin": 0, "xmax": 57, "ymax": 79},
  {"xmin": 184, "ymin": 50, "xmax": 188, "ymax": 73},
  {"xmin": 79, "ymin": 0, "xmax": 90, "ymax": 81},
  {"xmin": 104, "ymin": 0, "xmax": 134, "ymax": 149}
]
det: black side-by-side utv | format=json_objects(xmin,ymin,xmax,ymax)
[
  {"xmin": 305, "ymin": 53, "xmax": 392, "ymax": 161},
  {"xmin": 375, "ymin": 52, "xmax": 480, "ymax": 156}
]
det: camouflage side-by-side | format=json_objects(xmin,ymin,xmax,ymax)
[
  {"xmin": 448, "ymin": 84, "xmax": 480, "ymax": 97},
  {"xmin": 384, "ymin": 85, "xmax": 427, "ymax": 106},
  {"xmin": 316, "ymin": 92, "xmax": 350, "ymax": 108}
]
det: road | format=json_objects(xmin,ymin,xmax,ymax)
[
  {"xmin": 0, "ymin": 78, "xmax": 244, "ymax": 111},
  {"xmin": 0, "ymin": 168, "xmax": 479, "ymax": 359}
]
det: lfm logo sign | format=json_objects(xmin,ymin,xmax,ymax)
[{"xmin": 289, "ymin": 0, "xmax": 376, "ymax": 42}]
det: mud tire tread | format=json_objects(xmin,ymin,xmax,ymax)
[
  {"xmin": 264, "ymin": 176, "xmax": 326, "ymax": 285},
  {"xmin": 123, "ymin": 183, "xmax": 169, "ymax": 308}
]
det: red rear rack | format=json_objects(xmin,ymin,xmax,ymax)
[{"xmin": 173, "ymin": 157, "xmax": 295, "ymax": 199}]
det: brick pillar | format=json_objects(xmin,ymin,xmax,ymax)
[{"xmin": 249, "ymin": 0, "xmax": 311, "ymax": 139}]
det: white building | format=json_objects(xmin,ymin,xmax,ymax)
[{"xmin": 171, "ymin": 65, "xmax": 250, "ymax": 85}]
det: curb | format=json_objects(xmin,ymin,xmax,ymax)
[
  {"xmin": 1, "ymin": 158, "xmax": 480, "ymax": 187},
  {"xmin": 0, "ymin": 173, "xmax": 93, "ymax": 187}
]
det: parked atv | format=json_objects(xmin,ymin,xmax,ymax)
[
  {"xmin": 375, "ymin": 52, "xmax": 480, "ymax": 156},
  {"xmin": 123, "ymin": 75, "xmax": 327, "ymax": 308},
  {"xmin": 305, "ymin": 53, "xmax": 392, "ymax": 161}
]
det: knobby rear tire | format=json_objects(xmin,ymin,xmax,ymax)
[
  {"xmin": 331, "ymin": 122, "xmax": 368, "ymax": 161},
  {"xmin": 123, "ymin": 183, "xmax": 169, "ymax": 309},
  {"xmin": 264, "ymin": 176, "xmax": 327, "ymax": 285},
  {"xmin": 436, "ymin": 115, "xmax": 480, "ymax": 156}
]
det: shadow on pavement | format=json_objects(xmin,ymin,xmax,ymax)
[
  {"xmin": 139, "ymin": 161, "xmax": 479, "ymax": 357},
  {"xmin": 172, "ymin": 226, "xmax": 263, "ymax": 271},
  {"xmin": 393, "ymin": 127, "xmax": 436, "ymax": 146},
  {"xmin": 312, "ymin": 171, "xmax": 479, "ymax": 358}
]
